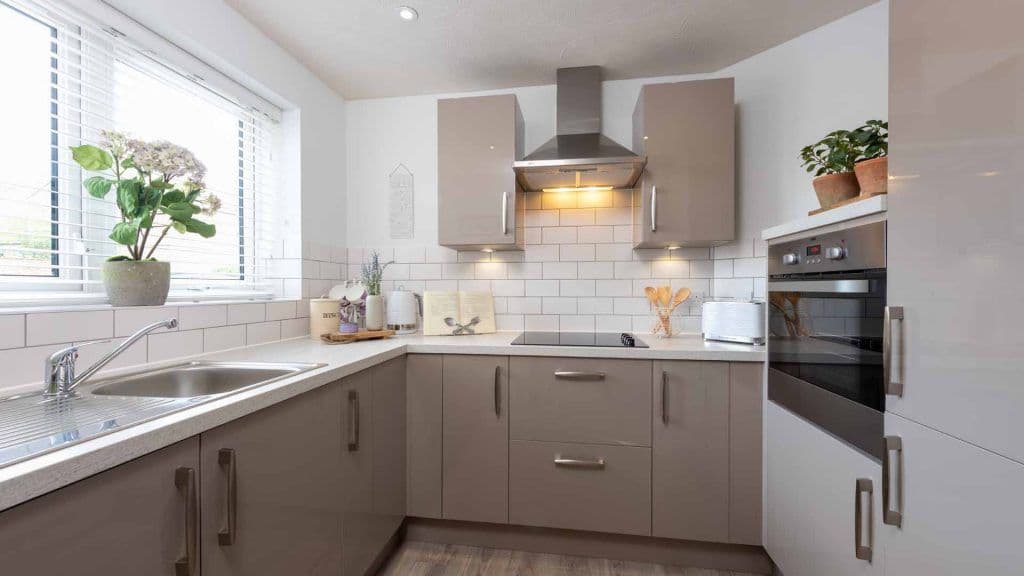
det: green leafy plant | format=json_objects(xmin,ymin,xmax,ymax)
[
  {"xmin": 360, "ymin": 251, "xmax": 394, "ymax": 296},
  {"xmin": 799, "ymin": 130, "xmax": 859, "ymax": 177},
  {"xmin": 69, "ymin": 131, "xmax": 219, "ymax": 261},
  {"xmin": 851, "ymin": 119, "xmax": 888, "ymax": 161}
]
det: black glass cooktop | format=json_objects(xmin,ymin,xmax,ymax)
[{"xmin": 510, "ymin": 331, "xmax": 649, "ymax": 348}]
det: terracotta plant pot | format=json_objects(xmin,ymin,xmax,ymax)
[
  {"xmin": 812, "ymin": 172, "xmax": 860, "ymax": 209},
  {"xmin": 854, "ymin": 156, "xmax": 888, "ymax": 195},
  {"xmin": 103, "ymin": 260, "xmax": 171, "ymax": 306}
]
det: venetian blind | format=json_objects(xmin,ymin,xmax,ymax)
[{"xmin": 0, "ymin": 0, "xmax": 282, "ymax": 303}]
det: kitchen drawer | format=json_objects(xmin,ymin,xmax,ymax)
[
  {"xmin": 509, "ymin": 440, "xmax": 651, "ymax": 536},
  {"xmin": 509, "ymin": 357, "xmax": 652, "ymax": 446}
]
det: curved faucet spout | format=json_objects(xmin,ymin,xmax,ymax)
[{"xmin": 43, "ymin": 318, "xmax": 178, "ymax": 398}]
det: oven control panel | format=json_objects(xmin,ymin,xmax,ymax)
[{"xmin": 768, "ymin": 221, "xmax": 885, "ymax": 276}]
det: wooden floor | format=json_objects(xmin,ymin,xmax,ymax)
[{"xmin": 378, "ymin": 541, "xmax": 763, "ymax": 576}]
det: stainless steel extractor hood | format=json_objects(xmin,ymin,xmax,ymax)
[{"xmin": 513, "ymin": 66, "xmax": 646, "ymax": 192}]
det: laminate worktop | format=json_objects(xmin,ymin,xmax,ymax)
[{"xmin": 0, "ymin": 332, "xmax": 763, "ymax": 511}]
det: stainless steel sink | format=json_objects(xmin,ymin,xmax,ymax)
[
  {"xmin": 90, "ymin": 362, "xmax": 316, "ymax": 398},
  {"xmin": 0, "ymin": 361, "xmax": 322, "ymax": 469}
]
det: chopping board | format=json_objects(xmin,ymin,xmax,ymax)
[{"xmin": 320, "ymin": 329, "xmax": 396, "ymax": 345}]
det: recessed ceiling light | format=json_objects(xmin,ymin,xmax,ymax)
[{"xmin": 398, "ymin": 6, "xmax": 418, "ymax": 21}]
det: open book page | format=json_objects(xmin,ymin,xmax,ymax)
[
  {"xmin": 458, "ymin": 292, "xmax": 495, "ymax": 334},
  {"xmin": 422, "ymin": 291, "xmax": 460, "ymax": 336}
]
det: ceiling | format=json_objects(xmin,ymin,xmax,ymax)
[{"xmin": 225, "ymin": 0, "xmax": 877, "ymax": 100}]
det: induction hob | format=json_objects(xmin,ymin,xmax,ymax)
[{"xmin": 510, "ymin": 331, "xmax": 648, "ymax": 348}]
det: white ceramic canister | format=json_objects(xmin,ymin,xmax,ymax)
[
  {"xmin": 364, "ymin": 294, "xmax": 385, "ymax": 331},
  {"xmin": 309, "ymin": 298, "xmax": 341, "ymax": 339}
]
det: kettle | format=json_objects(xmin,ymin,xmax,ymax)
[{"xmin": 386, "ymin": 288, "xmax": 419, "ymax": 334}]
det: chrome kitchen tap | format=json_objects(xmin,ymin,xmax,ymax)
[{"xmin": 43, "ymin": 318, "xmax": 178, "ymax": 398}]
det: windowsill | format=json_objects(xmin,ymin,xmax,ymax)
[{"xmin": 0, "ymin": 293, "xmax": 287, "ymax": 315}]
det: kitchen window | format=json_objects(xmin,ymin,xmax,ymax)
[{"xmin": 0, "ymin": 0, "xmax": 282, "ymax": 304}]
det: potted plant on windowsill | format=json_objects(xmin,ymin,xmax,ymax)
[
  {"xmin": 851, "ymin": 119, "xmax": 888, "ymax": 195},
  {"xmin": 800, "ymin": 130, "xmax": 860, "ymax": 210},
  {"xmin": 70, "ymin": 131, "xmax": 219, "ymax": 306}
]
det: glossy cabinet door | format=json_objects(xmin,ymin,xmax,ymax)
[
  {"xmin": 882, "ymin": 412, "xmax": 1024, "ymax": 574},
  {"xmin": 406, "ymin": 354, "xmax": 443, "ymax": 518},
  {"xmin": 339, "ymin": 369, "xmax": 376, "ymax": 576},
  {"xmin": 651, "ymin": 361, "xmax": 730, "ymax": 542},
  {"xmin": 442, "ymin": 354, "xmax": 509, "ymax": 523},
  {"xmin": 369, "ymin": 357, "xmax": 407, "ymax": 560},
  {"xmin": 887, "ymin": 0, "xmax": 1024, "ymax": 463},
  {"xmin": 0, "ymin": 438, "xmax": 200, "ymax": 576},
  {"xmin": 729, "ymin": 362, "xmax": 763, "ymax": 546},
  {"xmin": 438, "ymin": 94, "xmax": 524, "ymax": 250},
  {"xmin": 765, "ymin": 402, "xmax": 882, "ymax": 576},
  {"xmin": 632, "ymin": 78, "xmax": 734, "ymax": 248},
  {"xmin": 200, "ymin": 382, "xmax": 344, "ymax": 576}
]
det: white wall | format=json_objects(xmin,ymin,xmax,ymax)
[{"xmin": 343, "ymin": 2, "xmax": 888, "ymax": 331}]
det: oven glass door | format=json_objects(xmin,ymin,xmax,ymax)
[{"xmin": 768, "ymin": 272, "xmax": 886, "ymax": 412}]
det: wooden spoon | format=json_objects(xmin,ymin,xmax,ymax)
[
  {"xmin": 658, "ymin": 285, "xmax": 671, "ymax": 307},
  {"xmin": 670, "ymin": 287, "xmax": 691, "ymax": 310},
  {"xmin": 644, "ymin": 286, "xmax": 659, "ymax": 307}
]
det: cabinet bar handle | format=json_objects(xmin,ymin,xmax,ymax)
[
  {"xmin": 174, "ymin": 467, "xmax": 197, "ymax": 576},
  {"xmin": 884, "ymin": 306, "xmax": 904, "ymax": 396},
  {"xmin": 650, "ymin": 185, "xmax": 657, "ymax": 232},
  {"xmin": 501, "ymin": 191, "xmax": 508, "ymax": 235},
  {"xmin": 661, "ymin": 370, "xmax": 669, "ymax": 425},
  {"xmin": 855, "ymin": 478, "xmax": 874, "ymax": 562},
  {"xmin": 494, "ymin": 365, "xmax": 501, "ymax": 417},
  {"xmin": 218, "ymin": 448, "xmax": 237, "ymax": 545},
  {"xmin": 347, "ymin": 389, "xmax": 360, "ymax": 451},
  {"xmin": 554, "ymin": 371, "xmax": 606, "ymax": 380},
  {"xmin": 882, "ymin": 436, "xmax": 904, "ymax": 527},
  {"xmin": 554, "ymin": 456, "xmax": 606, "ymax": 469}
]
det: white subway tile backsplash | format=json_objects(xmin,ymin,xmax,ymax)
[
  {"xmin": 410, "ymin": 263, "xmax": 443, "ymax": 280},
  {"xmin": 27, "ymin": 311, "xmax": 112, "ymax": 346},
  {"xmin": 507, "ymin": 297, "xmax": 542, "ymax": 314},
  {"xmin": 474, "ymin": 262, "xmax": 507, "ymax": 280},
  {"xmin": 424, "ymin": 280, "xmax": 460, "ymax": 292},
  {"xmin": 507, "ymin": 263, "xmax": 543, "ymax": 280},
  {"xmin": 615, "ymin": 297, "xmax": 652, "ymax": 315},
  {"xmin": 543, "ymin": 297, "xmax": 577, "ymax": 315},
  {"xmin": 732, "ymin": 257, "xmax": 766, "ymax": 278},
  {"xmin": 227, "ymin": 303, "xmax": 266, "ymax": 325},
  {"xmin": 76, "ymin": 337, "xmax": 147, "ymax": 373},
  {"xmin": 0, "ymin": 344, "xmax": 63, "ymax": 392},
  {"xmin": 596, "ymin": 243, "xmax": 633, "ymax": 262},
  {"xmin": 458, "ymin": 280, "xmax": 491, "ymax": 293},
  {"xmin": 496, "ymin": 314, "xmax": 524, "ymax": 331},
  {"xmin": 578, "ymin": 261, "xmax": 614, "ymax": 279},
  {"xmin": 382, "ymin": 263, "xmax": 410, "ymax": 280},
  {"xmin": 613, "ymin": 226, "xmax": 632, "ymax": 243},
  {"xmin": 576, "ymin": 226, "xmax": 615, "ymax": 243},
  {"xmin": 577, "ymin": 297, "xmax": 614, "ymax": 315},
  {"xmin": 458, "ymin": 251, "xmax": 491, "ymax": 263},
  {"xmin": 595, "ymin": 279, "xmax": 633, "ymax": 297},
  {"xmin": 714, "ymin": 260, "xmax": 734, "ymax": 278},
  {"xmin": 542, "ymin": 262, "xmax": 578, "ymax": 279},
  {"xmin": 614, "ymin": 261, "xmax": 651, "ymax": 279},
  {"xmin": 114, "ymin": 307, "xmax": 179, "ymax": 337},
  {"xmin": 524, "ymin": 227, "xmax": 543, "ymax": 244},
  {"xmin": 266, "ymin": 301, "xmax": 298, "ymax": 321},
  {"xmin": 424, "ymin": 246, "xmax": 459, "ymax": 263},
  {"xmin": 525, "ymin": 314, "xmax": 558, "ymax": 331},
  {"xmin": 578, "ymin": 189, "xmax": 614, "ymax": 208},
  {"xmin": 559, "ymin": 315, "xmax": 595, "ymax": 331},
  {"xmin": 394, "ymin": 246, "xmax": 426, "ymax": 263},
  {"xmin": 0, "ymin": 315, "xmax": 26, "ymax": 350},
  {"xmin": 595, "ymin": 207, "xmax": 631, "ymax": 225},
  {"xmin": 559, "ymin": 280, "xmax": 595, "ymax": 297},
  {"xmin": 541, "ymin": 193, "xmax": 577, "ymax": 210},
  {"xmin": 442, "ymin": 263, "xmax": 475, "ymax": 280},
  {"xmin": 525, "ymin": 245, "xmax": 559, "ymax": 262},
  {"xmin": 492, "ymin": 297, "xmax": 508, "ymax": 314},
  {"xmin": 633, "ymin": 249, "xmax": 670, "ymax": 261},
  {"xmin": 525, "ymin": 280, "xmax": 559, "ymax": 297},
  {"xmin": 281, "ymin": 318, "xmax": 309, "ymax": 340},
  {"xmin": 525, "ymin": 210, "xmax": 559, "ymax": 227},
  {"xmin": 714, "ymin": 278, "xmax": 755, "ymax": 300},
  {"xmin": 148, "ymin": 330, "xmax": 203, "ymax": 363},
  {"xmin": 246, "ymin": 321, "xmax": 282, "ymax": 345},
  {"xmin": 596, "ymin": 315, "xmax": 633, "ymax": 332},
  {"xmin": 203, "ymin": 325, "xmax": 245, "ymax": 353},
  {"xmin": 542, "ymin": 227, "xmax": 578, "ymax": 244},
  {"xmin": 491, "ymin": 280, "xmax": 525, "ymax": 297},
  {"xmin": 652, "ymin": 260, "xmax": 689, "ymax": 278},
  {"xmin": 714, "ymin": 239, "xmax": 754, "ymax": 260},
  {"xmin": 559, "ymin": 244, "xmax": 595, "ymax": 261},
  {"xmin": 559, "ymin": 208, "xmax": 595, "ymax": 226},
  {"xmin": 178, "ymin": 305, "xmax": 227, "ymax": 330},
  {"xmin": 690, "ymin": 260, "xmax": 715, "ymax": 278},
  {"xmin": 490, "ymin": 251, "xmax": 524, "ymax": 263}
]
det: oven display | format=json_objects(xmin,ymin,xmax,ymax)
[{"xmin": 806, "ymin": 244, "xmax": 822, "ymax": 256}]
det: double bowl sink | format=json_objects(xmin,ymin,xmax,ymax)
[{"xmin": 0, "ymin": 361, "xmax": 322, "ymax": 468}]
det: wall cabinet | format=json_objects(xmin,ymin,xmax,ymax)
[
  {"xmin": 200, "ymin": 378, "xmax": 344, "ymax": 576},
  {"xmin": 0, "ymin": 438, "xmax": 201, "ymax": 575},
  {"xmin": 765, "ymin": 402, "xmax": 882, "ymax": 576},
  {"xmin": 437, "ymin": 94, "xmax": 525, "ymax": 251},
  {"xmin": 442, "ymin": 354, "xmax": 509, "ymax": 523},
  {"xmin": 632, "ymin": 78, "xmax": 735, "ymax": 249}
]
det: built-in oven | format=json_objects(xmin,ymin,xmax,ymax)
[{"xmin": 767, "ymin": 220, "xmax": 886, "ymax": 460}]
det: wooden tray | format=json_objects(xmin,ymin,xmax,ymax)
[
  {"xmin": 320, "ymin": 329, "xmax": 396, "ymax": 345},
  {"xmin": 808, "ymin": 192, "xmax": 886, "ymax": 216}
]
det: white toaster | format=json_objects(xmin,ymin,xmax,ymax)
[{"xmin": 701, "ymin": 301, "xmax": 765, "ymax": 345}]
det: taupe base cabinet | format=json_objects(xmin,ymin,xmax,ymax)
[
  {"xmin": 0, "ymin": 359, "xmax": 406, "ymax": 576},
  {"xmin": 407, "ymin": 354, "xmax": 763, "ymax": 547}
]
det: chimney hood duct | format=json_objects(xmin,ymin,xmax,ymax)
[{"xmin": 513, "ymin": 66, "xmax": 646, "ymax": 192}]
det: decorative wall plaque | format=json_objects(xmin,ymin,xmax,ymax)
[{"xmin": 389, "ymin": 164, "xmax": 414, "ymax": 239}]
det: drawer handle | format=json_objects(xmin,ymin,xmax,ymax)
[
  {"xmin": 554, "ymin": 371, "xmax": 606, "ymax": 380},
  {"xmin": 218, "ymin": 448, "xmax": 237, "ymax": 546},
  {"xmin": 494, "ymin": 365, "xmax": 501, "ymax": 417},
  {"xmin": 884, "ymin": 306, "xmax": 904, "ymax": 396},
  {"xmin": 882, "ymin": 436, "xmax": 904, "ymax": 527},
  {"xmin": 855, "ymin": 478, "xmax": 873, "ymax": 562},
  {"xmin": 347, "ymin": 389, "xmax": 360, "ymax": 451},
  {"xmin": 661, "ymin": 370, "xmax": 669, "ymax": 425},
  {"xmin": 554, "ymin": 456, "xmax": 606, "ymax": 469}
]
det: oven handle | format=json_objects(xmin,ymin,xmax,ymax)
[{"xmin": 767, "ymin": 279, "xmax": 873, "ymax": 294}]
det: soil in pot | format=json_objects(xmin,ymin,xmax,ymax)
[
  {"xmin": 812, "ymin": 172, "xmax": 860, "ymax": 209},
  {"xmin": 103, "ymin": 260, "xmax": 171, "ymax": 306},
  {"xmin": 854, "ymin": 156, "xmax": 888, "ymax": 195}
]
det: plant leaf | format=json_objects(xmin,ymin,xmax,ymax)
[
  {"xmin": 117, "ymin": 179, "xmax": 143, "ymax": 218},
  {"xmin": 161, "ymin": 190, "xmax": 186, "ymax": 205},
  {"xmin": 83, "ymin": 176, "xmax": 113, "ymax": 199},
  {"xmin": 69, "ymin": 144, "xmax": 112, "ymax": 171},
  {"xmin": 185, "ymin": 218, "xmax": 216, "ymax": 238},
  {"xmin": 109, "ymin": 220, "xmax": 139, "ymax": 245},
  {"xmin": 162, "ymin": 202, "xmax": 198, "ymax": 221},
  {"xmin": 172, "ymin": 221, "xmax": 188, "ymax": 234}
]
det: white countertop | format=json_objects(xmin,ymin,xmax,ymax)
[
  {"xmin": 761, "ymin": 194, "xmax": 887, "ymax": 241},
  {"xmin": 0, "ymin": 332, "xmax": 763, "ymax": 511}
]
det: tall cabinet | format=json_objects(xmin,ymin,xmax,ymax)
[
  {"xmin": 437, "ymin": 94, "xmax": 525, "ymax": 251},
  {"xmin": 632, "ymin": 78, "xmax": 735, "ymax": 248},
  {"xmin": 883, "ymin": 0, "xmax": 1024, "ymax": 571}
]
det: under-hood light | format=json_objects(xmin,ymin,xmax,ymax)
[{"xmin": 541, "ymin": 185, "xmax": 614, "ymax": 194}]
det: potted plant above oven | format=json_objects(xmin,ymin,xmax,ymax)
[
  {"xmin": 799, "ymin": 129, "xmax": 860, "ymax": 210},
  {"xmin": 70, "ymin": 131, "xmax": 220, "ymax": 306},
  {"xmin": 850, "ymin": 119, "xmax": 888, "ymax": 196}
]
